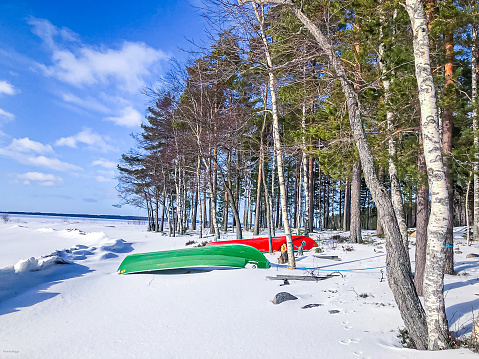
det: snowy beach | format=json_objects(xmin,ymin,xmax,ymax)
[{"xmin": 0, "ymin": 215, "xmax": 478, "ymax": 358}]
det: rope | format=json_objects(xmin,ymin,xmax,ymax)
[
  {"xmin": 270, "ymin": 263, "xmax": 386, "ymax": 272},
  {"xmin": 270, "ymin": 253, "xmax": 387, "ymax": 272}
]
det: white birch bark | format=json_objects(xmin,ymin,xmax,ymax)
[
  {"xmin": 252, "ymin": 2, "xmax": 295, "ymax": 267},
  {"xmin": 378, "ymin": 10, "xmax": 408, "ymax": 249},
  {"xmin": 472, "ymin": 24, "xmax": 479, "ymax": 242},
  {"xmin": 302, "ymin": 103, "xmax": 310, "ymax": 236},
  {"xmin": 202, "ymin": 154, "xmax": 220, "ymax": 240},
  {"xmin": 405, "ymin": 0, "xmax": 450, "ymax": 349},
  {"xmin": 197, "ymin": 156, "xmax": 203, "ymax": 238},
  {"xmin": 466, "ymin": 175, "xmax": 471, "ymax": 246}
]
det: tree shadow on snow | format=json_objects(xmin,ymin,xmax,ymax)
[
  {"xmin": 454, "ymin": 260, "xmax": 479, "ymax": 274},
  {"xmin": 446, "ymin": 296, "xmax": 479, "ymax": 332},
  {"xmin": 444, "ymin": 276, "xmax": 479, "ymax": 292},
  {"xmin": 0, "ymin": 262, "xmax": 92, "ymax": 316}
]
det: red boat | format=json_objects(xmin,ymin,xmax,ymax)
[{"xmin": 205, "ymin": 235, "xmax": 317, "ymax": 253}]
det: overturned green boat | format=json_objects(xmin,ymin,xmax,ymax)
[{"xmin": 117, "ymin": 244, "xmax": 270, "ymax": 274}]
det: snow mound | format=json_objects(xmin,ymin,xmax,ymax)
[
  {"xmin": 12, "ymin": 253, "xmax": 72, "ymax": 273},
  {"xmin": 100, "ymin": 239, "xmax": 133, "ymax": 253},
  {"xmin": 14, "ymin": 257, "xmax": 40, "ymax": 273},
  {"xmin": 99, "ymin": 252, "xmax": 118, "ymax": 260},
  {"xmin": 36, "ymin": 227, "xmax": 55, "ymax": 233}
]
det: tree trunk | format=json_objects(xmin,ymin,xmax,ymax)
[
  {"xmin": 293, "ymin": 160, "xmax": 299, "ymax": 229},
  {"xmin": 406, "ymin": 0, "xmax": 450, "ymax": 349},
  {"xmin": 343, "ymin": 179, "xmax": 351, "ymax": 232},
  {"xmin": 203, "ymin": 188, "xmax": 208, "ymax": 228},
  {"xmin": 350, "ymin": 162, "xmax": 362, "ymax": 243},
  {"xmin": 252, "ymin": 2, "xmax": 295, "ymax": 268},
  {"xmin": 415, "ymin": 129, "xmax": 429, "ymax": 296},
  {"xmin": 254, "ymin": 84, "xmax": 268, "ymax": 236},
  {"xmin": 308, "ymin": 156, "xmax": 314, "ymax": 233},
  {"xmin": 192, "ymin": 159, "xmax": 200, "ymax": 231},
  {"xmin": 466, "ymin": 175, "xmax": 472, "ymax": 246},
  {"xmin": 376, "ymin": 166, "xmax": 385, "ymax": 235},
  {"xmin": 378, "ymin": 21, "xmax": 409, "ymax": 249},
  {"xmin": 160, "ymin": 186, "xmax": 166, "ymax": 232},
  {"xmin": 262, "ymin": 148, "xmax": 273, "ymax": 252},
  {"xmin": 472, "ymin": 24, "xmax": 479, "ymax": 242},
  {"xmin": 254, "ymin": 149, "xmax": 263, "ymax": 236},
  {"xmin": 443, "ymin": 31, "xmax": 455, "ymax": 275},
  {"xmin": 302, "ymin": 96, "xmax": 310, "ymax": 235},
  {"xmin": 223, "ymin": 150, "xmax": 231, "ymax": 232}
]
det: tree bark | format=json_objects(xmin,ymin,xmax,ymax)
[
  {"xmin": 443, "ymin": 31, "xmax": 455, "ymax": 275},
  {"xmin": 252, "ymin": 2, "xmax": 295, "ymax": 268},
  {"xmin": 377, "ymin": 15, "xmax": 409, "ymax": 249},
  {"xmin": 376, "ymin": 166, "xmax": 385, "ymax": 235},
  {"xmin": 472, "ymin": 23, "xmax": 479, "ymax": 242},
  {"xmin": 343, "ymin": 179, "xmax": 351, "ymax": 232},
  {"xmin": 406, "ymin": 0, "xmax": 450, "ymax": 349},
  {"xmin": 350, "ymin": 162, "xmax": 362, "ymax": 243},
  {"xmin": 160, "ymin": 186, "xmax": 166, "ymax": 232},
  {"xmin": 302, "ymin": 91, "xmax": 310, "ymax": 236},
  {"xmin": 415, "ymin": 128, "xmax": 429, "ymax": 296},
  {"xmin": 192, "ymin": 159, "xmax": 200, "ymax": 231},
  {"xmin": 466, "ymin": 175, "xmax": 472, "ymax": 246},
  {"xmin": 308, "ymin": 156, "xmax": 314, "ymax": 233}
]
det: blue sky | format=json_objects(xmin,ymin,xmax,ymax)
[{"xmin": 0, "ymin": 0, "xmax": 207, "ymax": 215}]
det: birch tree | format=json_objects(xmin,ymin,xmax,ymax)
[
  {"xmin": 405, "ymin": 0, "xmax": 450, "ymax": 349},
  {"xmin": 250, "ymin": 1, "xmax": 296, "ymax": 267}
]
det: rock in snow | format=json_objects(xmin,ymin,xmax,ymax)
[{"xmin": 272, "ymin": 292, "xmax": 298, "ymax": 305}]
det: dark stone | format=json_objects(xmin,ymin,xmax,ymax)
[
  {"xmin": 466, "ymin": 253, "xmax": 479, "ymax": 258},
  {"xmin": 329, "ymin": 309, "xmax": 340, "ymax": 314},
  {"xmin": 273, "ymin": 292, "xmax": 298, "ymax": 305},
  {"xmin": 302, "ymin": 303, "xmax": 323, "ymax": 309},
  {"xmin": 280, "ymin": 279, "xmax": 290, "ymax": 286}
]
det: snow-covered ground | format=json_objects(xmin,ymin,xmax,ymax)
[{"xmin": 0, "ymin": 215, "xmax": 478, "ymax": 358}]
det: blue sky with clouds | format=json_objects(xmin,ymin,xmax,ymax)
[{"xmin": 0, "ymin": 1, "xmax": 207, "ymax": 215}]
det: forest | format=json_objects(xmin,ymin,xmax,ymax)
[{"xmin": 117, "ymin": 0, "xmax": 479, "ymax": 351}]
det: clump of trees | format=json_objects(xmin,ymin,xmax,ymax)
[{"xmin": 117, "ymin": 0, "xmax": 479, "ymax": 351}]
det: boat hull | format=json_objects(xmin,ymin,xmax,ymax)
[
  {"xmin": 118, "ymin": 244, "xmax": 270, "ymax": 274},
  {"xmin": 205, "ymin": 235, "xmax": 317, "ymax": 253}
]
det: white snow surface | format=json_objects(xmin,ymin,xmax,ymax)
[{"xmin": 0, "ymin": 216, "xmax": 478, "ymax": 358}]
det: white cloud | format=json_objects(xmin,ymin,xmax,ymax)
[
  {"xmin": 0, "ymin": 81, "xmax": 16, "ymax": 95},
  {"xmin": 27, "ymin": 17, "xmax": 79, "ymax": 49},
  {"xmin": 48, "ymin": 42, "xmax": 166, "ymax": 92},
  {"xmin": 0, "ymin": 138, "xmax": 82, "ymax": 172},
  {"xmin": 29, "ymin": 17, "xmax": 168, "ymax": 94},
  {"xmin": 105, "ymin": 106, "xmax": 142, "ymax": 127},
  {"xmin": 95, "ymin": 175, "xmax": 113, "ymax": 182},
  {"xmin": 26, "ymin": 156, "xmax": 82, "ymax": 171},
  {"xmin": 61, "ymin": 93, "xmax": 110, "ymax": 113},
  {"xmin": 0, "ymin": 108, "xmax": 14, "ymax": 124},
  {"xmin": 92, "ymin": 159, "xmax": 117, "ymax": 169},
  {"xmin": 55, "ymin": 128, "xmax": 116, "ymax": 152},
  {"xmin": 6, "ymin": 137, "xmax": 53, "ymax": 154},
  {"xmin": 18, "ymin": 172, "xmax": 63, "ymax": 186}
]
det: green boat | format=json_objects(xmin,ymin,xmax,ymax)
[{"xmin": 117, "ymin": 244, "xmax": 270, "ymax": 274}]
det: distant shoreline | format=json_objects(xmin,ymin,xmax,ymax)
[{"xmin": 0, "ymin": 211, "xmax": 147, "ymax": 221}]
